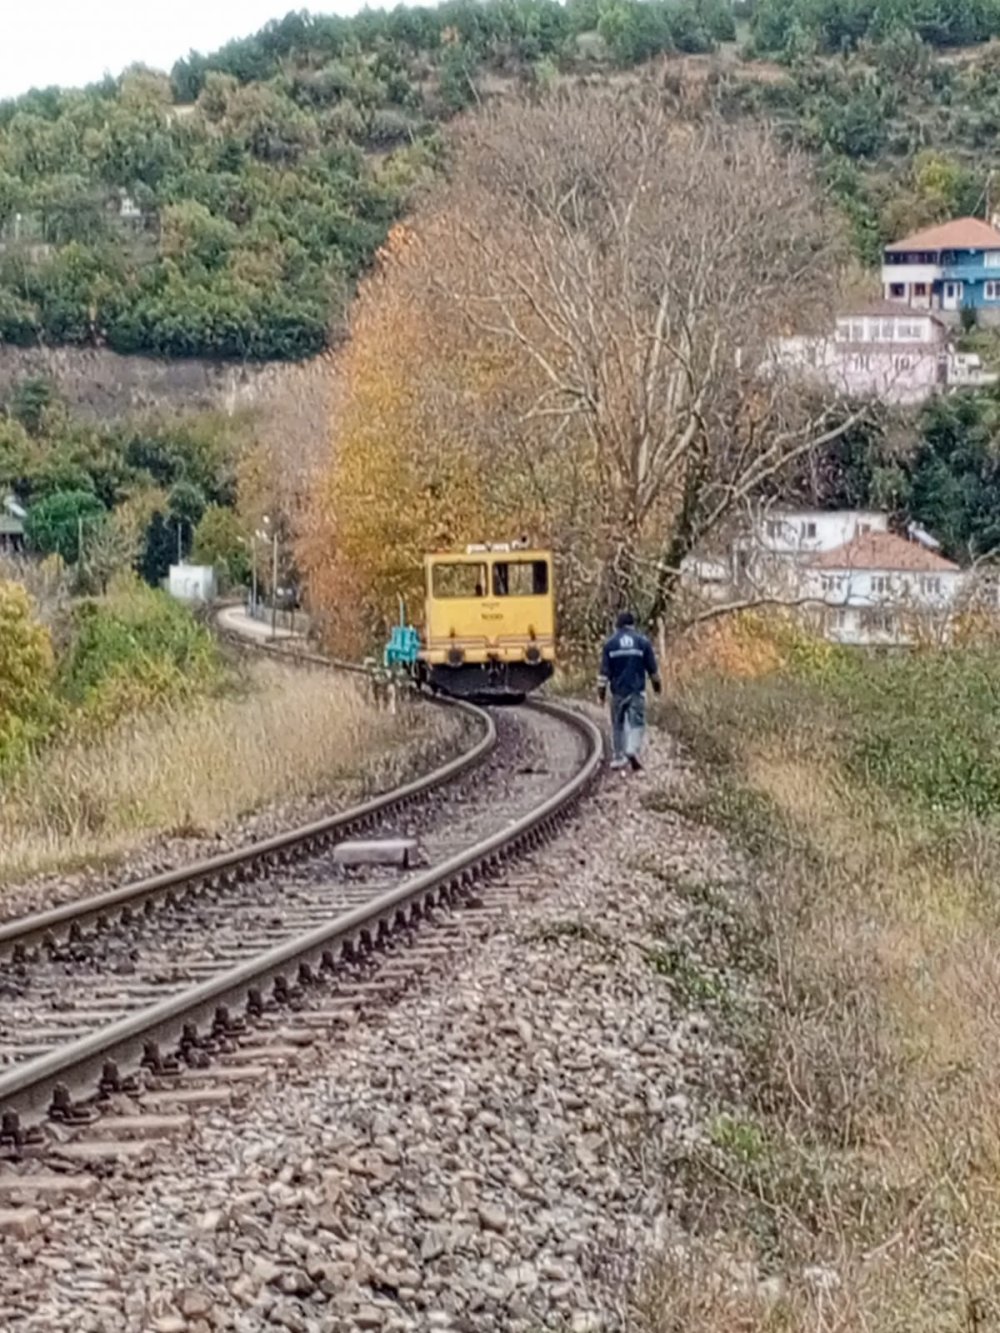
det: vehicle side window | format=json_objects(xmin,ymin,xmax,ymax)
[
  {"xmin": 432, "ymin": 563, "xmax": 487, "ymax": 598},
  {"xmin": 492, "ymin": 560, "xmax": 549, "ymax": 596}
]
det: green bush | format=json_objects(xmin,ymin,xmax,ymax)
[
  {"xmin": 833, "ymin": 651, "xmax": 1000, "ymax": 817},
  {"xmin": 24, "ymin": 490, "xmax": 105, "ymax": 563},
  {"xmin": 0, "ymin": 580, "xmax": 57, "ymax": 768},
  {"xmin": 57, "ymin": 578, "xmax": 222, "ymax": 726}
]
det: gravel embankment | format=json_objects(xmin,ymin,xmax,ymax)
[{"xmin": 0, "ymin": 707, "xmax": 751, "ymax": 1333}]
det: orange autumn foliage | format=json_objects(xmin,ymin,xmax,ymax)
[
  {"xmin": 300, "ymin": 219, "xmax": 553, "ymax": 656},
  {"xmin": 666, "ymin": 613, "xmax": 787, "ymax": 687}
]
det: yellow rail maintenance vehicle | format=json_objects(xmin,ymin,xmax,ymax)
[{"xmin": 384, "ymin": 541, "xmax": 556, "ymax": 702}]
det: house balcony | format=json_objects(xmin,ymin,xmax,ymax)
[
  {"xmin": 939, "ymin": 256, "xmax": 1000, "ymax": 283},
  {"xmin": 881, "ymin": 262, "xmax": 942, "ymax": 290}
]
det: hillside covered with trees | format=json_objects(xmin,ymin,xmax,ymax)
[
  {"xmin": 0, "ymin": 0, "xmax": 734, "ymax": 361},
  {"xmin": 4, "ymin": 0, "xmax": 1000, "ymax": 360}
]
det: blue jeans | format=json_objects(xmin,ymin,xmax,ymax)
[{"xmin": 610, "ymin": 692, "xmax": 646, "ymax": 761}]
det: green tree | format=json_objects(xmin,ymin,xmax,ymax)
[
  {"xmin": 140, "ymin": 509, "xmax": 177, "ymax": 585},
  {"xmin": 193, "ymin": 503, "xmax": 250, "ymax": 585},
  {"xmin": 25, "ymin": 490, "xmax": 105, "ymax": 563},
  {"xmin": 9, "ymin": 377, "xmax": 58, "ymax": 436},
  {"xmin": 0, "ymin": 580, "xmax": 55, "ymax": 763},
  {"xmin": 907, "ymin": 395, "xmax": 1000, "ymax": 559},
  {"xmin": 169, "ymin": 478, "xmax": 207, "ymax": 524},
  {"xmin": 78, "ymin": 510, "xmax": 143, "ymax": 594}
]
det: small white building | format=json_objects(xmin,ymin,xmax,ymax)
[{"xmin": 168, "ymin": 563, "xmax": 216, "ymax": 604}]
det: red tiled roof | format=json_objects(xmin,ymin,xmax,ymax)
[
  {"xmin": 809, "ymin": 531, "xmax": 959, "ymax": 573},
  {"xmin": 886, "ymin": 217, "xmax": 1000, "ymax": 253}
]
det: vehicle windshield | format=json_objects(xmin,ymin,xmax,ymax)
[
  {"xmin": 492, "ymin": 560, "xmax": 549, "ymax": 596},
  {"xmin": 432, "ymin": 562, "xmax": 488, "ymax": 598}
]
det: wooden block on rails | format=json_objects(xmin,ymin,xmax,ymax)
[
  {"xmin": 52, "ymin": 1139, "xmax": 155, "ymax": 1165},
  {"xmin": 0, "ymin": 1173, "xmax": 99, "ymax": 1203},
  {"xmin": 332, "ymin": 838, "xmax": 418, "ymax": 867},
  {"xmin": 78, "ymin": 1114, "xmax": 191, "ymax": 1141},
  {"xmin": 0, "ymin": 1207, "xmax": 42, "ymax": 1239},
  {"xmin": 141, "ymin": 1086, "xmax": 233, "ymax": 1110}
]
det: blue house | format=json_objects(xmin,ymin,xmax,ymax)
[{"xmin": 882, "ymin": 217, "xmax": 1000, "ymax": 324}]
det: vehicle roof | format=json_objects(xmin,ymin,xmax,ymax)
[{"xmin": 424, "ymin": 548, "xmax": 552, "ymax": 563}]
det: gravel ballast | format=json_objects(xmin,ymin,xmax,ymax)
[{"xmin": 0, "ymin": 707, "xmax": 751, "ymax": 1333}]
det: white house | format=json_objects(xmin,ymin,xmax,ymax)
[
  {"xmin": 803, "ymin": 529, "xmax": 963, "ymax": 646},
  {"xmin": 765, "ymin": 302, "xmax": 995, "ymax": 405},
  {"xmin": 746, "ymin": 508, "xmax": 889, "ymax": 559},
  {"xmin": 689, "ymin": 508, "xmax": 969, "ymax": 647}
]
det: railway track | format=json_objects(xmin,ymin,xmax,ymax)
[{"xmin": 0, "ymin": 624, "xmax": 602, "ymax": 1168}]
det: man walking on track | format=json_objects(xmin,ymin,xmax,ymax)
[{"xmin": 597, "ymin": 611, "xmax": 661, "ymax": 772}]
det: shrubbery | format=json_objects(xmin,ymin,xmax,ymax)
[
  {"xmin": 0, "ymin": 580, "xmax": 57, "ymax": 769},
  {"xmin": 0, "ymin": 574, "xmax": 222, "ymax": 769},
  {"xmin": 672, "ymin": 614, "xmax": 1000, "ymax": 818}
]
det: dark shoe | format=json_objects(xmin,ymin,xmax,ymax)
[{"xmin": 628, "ymin": 755, "xmax": 643, "ymax": 772}]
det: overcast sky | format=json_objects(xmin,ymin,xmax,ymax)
[{"xmin": 1, "ymin": 1, "xmax": 367, "ymax": 100}]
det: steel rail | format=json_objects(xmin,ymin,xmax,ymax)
[
  {"xmin": 0, "ymin": 699, "xmax": 601, "ymax": 1137},
  {"xmin": 0, "ymin": 693, "xmax": 494, "ymax": 959}
]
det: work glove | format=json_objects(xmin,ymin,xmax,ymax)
[
  {"xmin": 597, "ymin": 686, "xmax": 607, "ymax": 705},
  {"xmin": 651, "ymin": 678, "xmax": 662, "ymax": 695}
]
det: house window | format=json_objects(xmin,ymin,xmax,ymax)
[
  {"xmin": 896, "ymin": 321, "xmax": 923, "ymax": 340},
  {"xmin": 820, "ymin": 574, "xmax": 842, "ymax": 593},
  {"xmin": 986, "ymin": 252, "xmax": 1000, "ymax": 268},
  {"xmin": 893, "ymin": 355, "xmax": 913, "ymax": 371},
  {"xmin": 802, "ymin": 521, "xmax": 817, "ymax": 540},
  {"xmin": 986, "ymin": 281, "xmax": 1000, "ymax": 301},
  {"xmin": 826, "ymin": 608, "xmax": 848, "ymax": 630},
  {"xmin": 920, "ymin": 575, "xmax": 942, "ymax": 596},
  {"xmin": 880, "ymin": 320, "xmax": 896, "ymax": 341},
  {"xmin": 766, "ymin": 520, "xmax": 782, "ymax": 539},
  {"xmin": 914, "ymin": 283, "xmax": 928, "ymax": 296},
  {"xmin": 889, "ymin": 283, "xmax": 906, "ymax": 298},
  {"xmin": 870, "ymin": 574, "xmax": 889, "ymax": 595},
  {"xmin": 835, "ymin": 320, "xmax": 850, "ymax": 342},
  {"xmin": 859, "ymin": 523, "xmax": 872, "ymax": 534},
  {"xmin": 849, "ymin": 354, "xmax": 871, "ymax": 371},
  {"xmin": 850, "ymin": 321, "xmax": 865, "ymax": 342},
  {"xmin": 861, "ymin": 609, "xmax": 895, "ymax": 634}
]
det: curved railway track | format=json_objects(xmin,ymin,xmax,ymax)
[{"xmin": 0, "ymin": 621, "xmax": 602, "ymax": 1159}]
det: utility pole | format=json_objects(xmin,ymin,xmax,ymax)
[
  {"xmin": 78, "ymin": 515, "xmax": 84, "ymax": 578},
  {"xmin": 250, "ymin": 538, "xmax": 258, "ymax": 619},
  {"xmin": 271, "ymin": 529, "xmax": 279, "ymax": 640},
  {"xmin": 177, "ymin": 521, "xmax": 183, "ymax": 565}
]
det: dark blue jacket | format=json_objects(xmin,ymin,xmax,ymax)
[{"xmin": 598, "ymin": 628, "xmax": 659, "ymax": 697}]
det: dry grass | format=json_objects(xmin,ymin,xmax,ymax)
[
  {"xmin": 634, "ymin": 655, "xmax": 1000, "ymax": 1332},
  {"xmin": 0, "ymin": 658, "xmax": 454, "ymax": 885}
]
